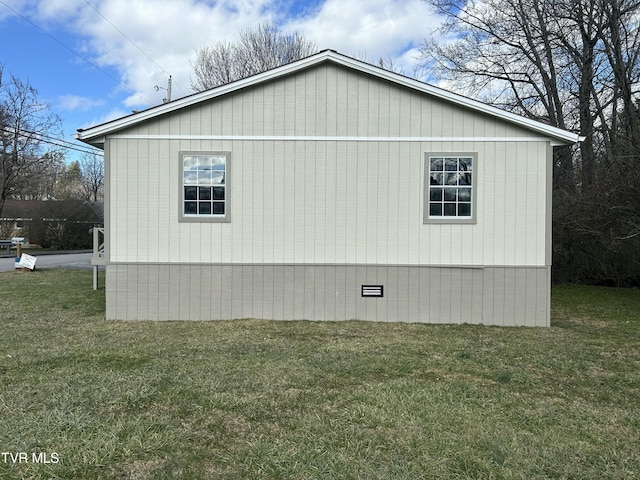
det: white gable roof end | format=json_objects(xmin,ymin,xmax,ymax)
[{"xmin": 75, "ymin": 50, "xmax": 582, "ymax": 146}]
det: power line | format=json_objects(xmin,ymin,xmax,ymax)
[
  {"xmin": 1, "ymin": 127, "xmax": 103, "ymax": 156},
  {"xmin": 33, "ymin": 133, "xmax": 104, "ymax": 156},
  {"xmin": 83, "ymin": 0, "xmax": 187, "ymax": 96},
  {"xmin": 0, "ymin": 0, "xmax": 152, "ymax": 104},
  {"xmin": 83, "ymin": 1, "xmax": 166, "ymax": 74}
]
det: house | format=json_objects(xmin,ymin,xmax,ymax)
[
  {"xmin": 75, "ymin": 50, "xmax": 581, "ymax": 325},
  {"xmin": 0, "ymin": 199, "xmax": 103, "ymax": 248}
]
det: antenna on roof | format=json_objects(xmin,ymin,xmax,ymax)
[{"xmin": 154, "ymin": 75, "xmax": 172, "ymax": 103}]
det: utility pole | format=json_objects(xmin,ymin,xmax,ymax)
[
  {"xmin": 155, "ymin": 75, "xmax": 172, "ymax": 103},
  {"xmin": 165, "ymin": 75, "xmax": 172, "ymax": 103}
]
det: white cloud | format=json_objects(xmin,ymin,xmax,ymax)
[
  {"xmin": 21, "ymin": 0, "xmax": 444, "ymax": 115},
  {"xmin": 58, "ymin": 94, "xmax": 105, "ymax": 111},
  {"xmin": 81, "ymin": 107, "xmax": 132, "ymax": 130},
  {"xmin": 34, "ymin": 0, "xmax": 85, "ymax": 22},
  {"xmin": 285, "ymin": 0, "xmax": 442, "ymax": 73},
  {"xmin": 64, "ymin": 0, "xmax": 281, "ymax": 106}
]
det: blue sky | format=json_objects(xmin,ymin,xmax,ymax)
[{"xmin": 0, "ymin": 0, "xmax": 442, "ymax": 161}]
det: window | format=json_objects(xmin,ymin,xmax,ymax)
[
  {"xmin": 424, "ymin": 154, "xmax": 476, "ymax": 223},
  {"xmin": 180, "ymin": 152, "xmax": 230, "ymax": 222}
]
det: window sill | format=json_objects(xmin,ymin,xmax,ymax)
[
  {"xmin": 179, "ymin": 215, "xmax": 231, "ymax": 223},
  {"xmin": 423, "ymin": 217, "xmax": 476, "ymax": 225}
]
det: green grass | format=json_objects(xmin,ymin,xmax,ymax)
[{"xmin": 1, "ymin": 271, "xmax": 639, "ymax": 479}]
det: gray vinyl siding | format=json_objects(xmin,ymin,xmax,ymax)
[{"xmin": 105, "ymin": 264, "xmax": 550, "ymax": 326}]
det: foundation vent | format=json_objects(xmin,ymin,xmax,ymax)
[{"xmin": 361, "ymin": 285, "xmax": 384, "ymax": 298}]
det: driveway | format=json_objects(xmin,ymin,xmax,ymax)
[{"xmin": 0, "ymin": 252, "xmax": 93, "ymax": 272}]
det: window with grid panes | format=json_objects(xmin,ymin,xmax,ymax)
[
  {"xmin": 425, "ymin": 154, "xmax": 475, "ymax": 223},
  {"xmin": 180, "ymin": 152, "xmax": 230, "ymax": 222}
]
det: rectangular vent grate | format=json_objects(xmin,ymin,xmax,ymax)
[{"xmin": 361, "ymin": 285, "xmax": 384, "ymax": 297}]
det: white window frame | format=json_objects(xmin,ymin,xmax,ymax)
[
  {"xmin": 179, "ymin": 151, "xmax": 231, "ymax": 223},
  {"xmin": 423, "ymin": 153, "xmax": 477, "ymax": 224}
]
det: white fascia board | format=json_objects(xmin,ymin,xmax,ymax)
[
  {"xmin": 72, "ymin": 133, "xmax": 106, "ymax": 149},
  {"xmin": 75, "ymin": 49, "xmax": 582, "ymax": 146}
]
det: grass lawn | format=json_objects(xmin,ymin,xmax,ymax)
[{"xmin": 0, "ymin": 270, "xmax": 638, "ymax": 479}]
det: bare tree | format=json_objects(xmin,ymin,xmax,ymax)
[
  {"xmin": 419, "ymin": 0, "xmax": 584, "ymax": 189},
  {"xmin": 419, "ymin": 0, "xmax": 640, "ymax": 284},
  {"xmin": 352, "ymin": 53, "xmax": 427, "ymax": 79},
  {"xmin": 600, "ymin": 0, "xmax": 640, "ymax": 159},
  {"xmin": 54, "ymin": 161, "xmax": 83, "ymax": 200},
  {"xmin": 0, "ymin": 67, "xmax": 63, "ymax": 217},
  {"xmin": 191, "ymin": 22, "xmax": 317, "ymax": 91},
  {"xmin": 9, "ymin": 151, "xmax": 64, "ymax": 200},
  {"xmin": 79, "ymin": 152, "xmax": 104, "ymax": 203},
  {"xmin": 420, "ymin": 0, "xmax": 640, "ymax": 189}
]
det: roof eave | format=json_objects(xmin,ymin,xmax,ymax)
[
  {"xmin": 75, "ymin": 49, "xmax": 582, "ymax": 146},
  {"xmin": 75, "ymin": 51, "xmax": 334, "ymax": 144},
  {"xmin": 323, "ymin": 52, "xmax": 583, "ymax": 145}
]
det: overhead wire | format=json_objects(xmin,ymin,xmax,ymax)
[
  {"xmin": 1, "ymin": 127, "xmax": 103, "ymax": 157},
  {"xmin": 0, "ymin": 1, "xmax": 190, "ymax": 158},
  {"xmin": 0, "ymin": 0, "xmax": 152, "ymax": 104},
  {"xmin": 83, "ymin": 0, "xmax": 187, "ymax": 96}
]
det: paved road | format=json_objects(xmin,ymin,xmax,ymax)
[{"xmin": 0, "ymin": 252, "xmax": 93, "ymax": 272}]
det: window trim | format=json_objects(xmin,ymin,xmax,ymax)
[
  {"xmin": 179, "ymin": 151, "xmax": 231, "ymax": 223},
  {"xmin": 423, "ymin": 152, "xmax": 477, "ymax": 224}
]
